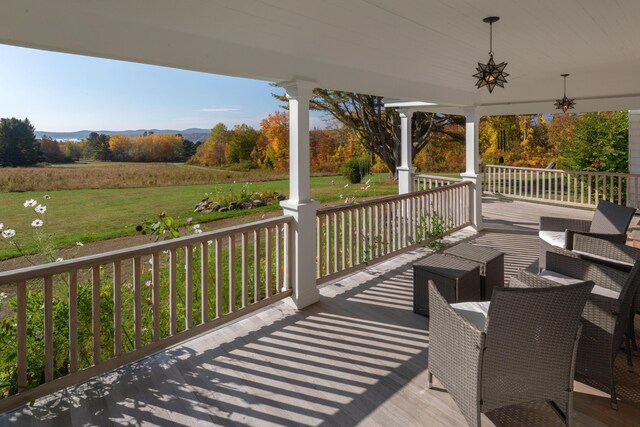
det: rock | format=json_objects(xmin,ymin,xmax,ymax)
[
  {"xmin": 210, "ymin": 204, "xmax": 220, "ymax": 212},
  {"xmin": 194, "ymin": 197, "xmax": 211, "ymax": 212},
  {"xmin": 218, "ymin": 207, "xmax": 229, "ymax": 212},
  {"xmin": 228, "ymin": 202, "xmax": 239, "ymax": 210},
  {"xmin": 275, "ymin": 193, "xmax": 286, "ymax": 201},
  {"xmin": 252, "ymin": 199, "xmax": 266, "ymax": 207},
  {"xmin": 241, "ymin": 202, "xmax": 252, "ymax": 210}
]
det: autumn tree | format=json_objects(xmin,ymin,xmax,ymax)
[
  {"xmin": 254, "ymin": 111, "xmax": 289, "ymax": 172},
  {"xmin": 227, "ymin": 124, "xmax": 259, "ymax": 165},
  {"xmin": 0, "ymin": 117, "xmax": 39, "ymax": 166},
  {"xmin": 39, "ymin": 136, "xmax": 72, "ymax": 163},
  {"xmin": 276, "ymin": 89, "xmax": 464, "ymax": 177},
  {"xmin": 188, "ymin": 123, "xmax": 230, "ymax": 166},
  {"xmin": 59, "ymin": 140, "xmax": 85, "ymax": 160}
]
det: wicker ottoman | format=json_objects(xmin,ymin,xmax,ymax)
[
  {"xmin": 413, "ymin": 254, "xmax": 481, "ymax": 316},
  {"xmin": 444, "ymin": 243, "xmax": 504, "ymax": 301}
]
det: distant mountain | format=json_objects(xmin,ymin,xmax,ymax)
[{"xmin": 35, "ymin": 128, "xmax": 211, "ymax": 142}]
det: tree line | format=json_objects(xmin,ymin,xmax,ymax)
[{"xmin": 0, "ymin": 95, "xmax": 631, "ymax": 175}]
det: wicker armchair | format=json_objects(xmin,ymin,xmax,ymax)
[
  {"xmin": 519, "ymin": 251, "xmax": 640, "ymax": 409},
  {"xmin": 559, "ymin": 234, "xmax": 640, "ymax": 354},
  {"xmin": 427, "ymin": 279, "xmax": 593, "ymax": 427},
  {"xmin": 538, "ymin": 199, "xmax": 635, "ymax": 270}
]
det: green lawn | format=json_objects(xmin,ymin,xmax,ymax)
[{"xmin": 0, "ymin": 174, "xmax": 396, "ymax": 260}]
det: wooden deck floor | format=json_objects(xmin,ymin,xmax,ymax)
[{"xmin": 3, "ymin": 198, "xmax": 640, "ymax": 426}]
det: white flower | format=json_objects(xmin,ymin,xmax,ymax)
[
  {"xmin": 194, "ymin": 229, "xmax": 203, "ymax": 234},
  {"xmin": 56, "ymin": 257, "xmax": 64, "ymax": 262},
  {"xmin": 2, "ymin": 229, "xmax": 16, "ymax": 238},
  {"xmin": 192, "ymin": 224, "xmax": 201, "ymax": 230},
  {"xmin": 23, "ymin": 199, "xmax": 37, "ymax": 208},
  {"xmin": 75, "ymin": 242, "xmax": 84, "ymax": 247},
  {"xmin": 31, "ymin": 219, "xmax": 44, "ymax": 227},
  {"xmin": 339, "ymin": 194, "xmax": 343, "ymax": 199},
  {"xmin": 35, "ymin": 204, "xmax": 47, "ymax": 214},
  {"xmin": 35, "ymin": 331, "xmax": 43, "ymax": 340},
  {"xmin": 0, "ymin": 292, "xmax": 7, "ymax": 301},
  {"xmin": 207, "ymin": 240, "xmax": 213, "ymax": 245}
]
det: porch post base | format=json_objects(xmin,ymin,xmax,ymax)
[
  {"xmin": 397, "ymin": 166, "xmax": 416, "ymax": 194},
  {"xmin": 281, "ymin": 199, "xmax": 320, "ymax": 309},
  {"xmin": 461, "ymin": 172, "xmax": 484, "ymax": 231}
]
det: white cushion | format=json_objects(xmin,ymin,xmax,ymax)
[
  {"xmin": 539, "ymin": 230, "xmax": 566, "ymax": 248},
  {"xmin": 451, "ymin": 301, "xmax": 490, "ymax": 331},
  {"xmin": 539, "ymin": 269, "xmax": 583, "ymax": 286},
  {"xmin": 539, "ymin": 269, "xmax": 620, "ymax": 300}
]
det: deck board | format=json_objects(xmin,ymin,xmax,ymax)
[{"xmin": 2, "ymin": 198, "xmax": 639, "ymax": 426}]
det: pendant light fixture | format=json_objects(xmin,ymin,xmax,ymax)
[
  {"xmin": 554, "ymin": 74, "xmax": 576, "ymax": 113},
  {"xmin": 473, "ymin": 16, "xmax": 509, "ymax": 93}
]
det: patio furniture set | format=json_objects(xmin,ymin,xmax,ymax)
[{"xmin": 414, "ymin": 200, "xmax": 640, "ymax": 427}]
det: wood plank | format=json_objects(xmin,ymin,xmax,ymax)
[
  {"xmin": 44, "ymin": 276, "xmax": 54, "ymax": 382},
  {"xmin": 113, "ymin": 261, "xmax": 122, "ymax": 356},
  {"xmin": 133, "ymin": 257, "xmax": 142, "ymax": 348},
  {"xmin": 68, "ymin": 271, "xmax": 78, "ymax": 374},
  {"xmin": 169, "ymin": 249, "xmax": 177, "ymax": 336},
  {"xmin": 200, "ymin": 243, "xmax": 209, "ymax": 323},
  {"xmin": 152, "ymin": 253, "xmax": 161, "ymax": 340},
  {"xmin": 185, "ymin": 245, "xmax": 193, "ymax": 329},
  {"xmin": 91, "ymin": 266, "xmax": 101, "ymax": 365}
]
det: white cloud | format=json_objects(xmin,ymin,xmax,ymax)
[{"xmin": 200, "ymin": 107, "xmax": 241, "ymax": 112}]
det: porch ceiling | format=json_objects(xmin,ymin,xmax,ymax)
[{"xmin": 2, "ymin": 1, "xmax": 640, "ymax": 112}]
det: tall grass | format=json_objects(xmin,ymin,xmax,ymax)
[{"xmin": 0, "ymin": 163, "xmax": 290, "ymax": 192}]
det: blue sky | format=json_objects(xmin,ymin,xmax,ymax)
[{"xmin": 0, "ymin": 44, "xmax": 326, "ymax": 132}]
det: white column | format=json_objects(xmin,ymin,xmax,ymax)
[
  {"xmin": 278, "ymin": 80, "xmax": 319, "ymax": 309},
  {"xmin": 629, "ymin": 110, "xmax": 640, "ymax": 208},
  {"xmin": 460, "ymin": 107, "xmax": 484, "ymax": 230},
  {"xmin": 397, "ymin": 108, "xmax": 416, "ymax": 194}
]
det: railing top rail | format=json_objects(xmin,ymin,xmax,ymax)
[
  {"xmin": 414, "ymin": 174, "xmax": 462, "ymax": 182},
  {"xmin": 317, "ymin": 181, "xmax": 471, "ymax": 215},
  {"xmin": 485, "ymin": 164, "xmax": 635, "ymax": 178},
  {"xmin": 0, "ymin": 215, "xmax": 293, "ymax": 285}
]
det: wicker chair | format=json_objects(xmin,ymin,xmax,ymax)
[
  {"xmin": 427, "ymin": 279, "xmax": 593, "ymax": 427},
  {"xmin": 557, "ymin": 234, "xmax": 640, "ymax": 355},
  {"xmin": 538, "ymin": 199, "xmax": 635, "ymax": 270},
  {"xmin": 518, "ymin": 251, "xmax": 640, "ymax": 409}
]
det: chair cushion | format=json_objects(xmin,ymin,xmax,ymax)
[
  {"xmin": 539, "ymin": 230, "xmax": 566, "ymax": 248},
  {"xmin": 539, "ymin": 269, "xmax": 620, "ymax": 300},
  {"xmin": 590, "ymin": 200, "xmax": 636, "ymax": 234},
  {"xmin": 572, "ymin": 249, "xmax": 634, "ymax": 269},
  {"xmin": 451, "ymin": 301, "xmax": 490, "ymax": 331}
]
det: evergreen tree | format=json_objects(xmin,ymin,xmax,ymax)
[{"xmin": 0, "ymin": 117, "xmax": 39, "ymax": 166}]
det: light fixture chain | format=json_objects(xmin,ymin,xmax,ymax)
[{"xmin": 489, "ymin": 22, "xmax": 493, "ymax": 55}]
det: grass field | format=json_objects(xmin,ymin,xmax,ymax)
[
  {"xmin": 0, "ymin": 162, "xmax": 292, "ymax": 192},
  {"xmin": 0, "ymin": 174, "xmax": 397, "ymax": 260}
]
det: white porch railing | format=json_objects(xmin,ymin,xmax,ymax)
[
  {"xmin": 414, "ymin": 173, "xmax": 462, "ymax": 191},
  {"xmin": 0, "ymin": 216, "xmax": 292, "ymax": 413},
  {"xmin": 316, "ymin": 181, "xmax": 472, "ymax": 284},
  {"xmin": 484, "ymin": 165, "xmax": 640, "ymax": 209}
]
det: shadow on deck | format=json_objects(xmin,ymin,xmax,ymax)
[{"xmin": 2, "ymin": 198, "xmax": 640, "ymax": 426}]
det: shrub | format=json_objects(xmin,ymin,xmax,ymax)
[{"xmin": 341, "ymin": 157, "xmax": 371, "ymax": 184}]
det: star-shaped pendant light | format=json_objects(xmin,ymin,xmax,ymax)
[
  {"xmin": 554, "ymin": 74, "xmax": 576, "ymax": 113},
  {"xmin": 474, "ymin": 16, "xmax": 509, "ymax": 93}
]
